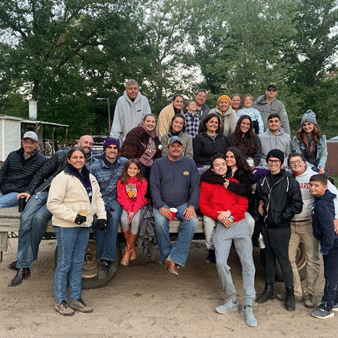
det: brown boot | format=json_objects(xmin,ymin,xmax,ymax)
[
  {"xmin": 129, "ymin": 233, "xmax": 137, "ymax": 261},
  {"xmin": 121, "ymin": 229, "xmax": 131, "ymax": 266}
]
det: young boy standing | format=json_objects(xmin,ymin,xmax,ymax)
[{"xmin": 309, "ymin": 174, "xmax": 338, "ymax": 319}]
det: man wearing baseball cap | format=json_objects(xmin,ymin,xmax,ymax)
[
  {"xmin": 90, "ymin": 137, "xmax": 128, "ymax": 280},
  {"xmin": 254, "ymin": 83, "xmax": 290, "ymax": 135},
  {"xmin": 0, "ymin": 131, "xmax": 47, "ymax": 209},
  {"xmin": 150, "ymin": 136, "xmax": 200, "ymax": 276}
]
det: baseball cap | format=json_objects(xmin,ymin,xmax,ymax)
[{"xmin": 23, "ymin": 131, "xmax": 38, "ymax": 142}]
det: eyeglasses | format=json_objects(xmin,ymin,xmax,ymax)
[
  {"xmin": 290, "ymin": 159, "xmax": 303, "ymax": 165},
  {"xmin": 267, "ymin": 88, "xmax": 277, "ymax": 92},
  {"xmin": 268, "ymin": 159, "xmax": 280, "ymax": 164}
]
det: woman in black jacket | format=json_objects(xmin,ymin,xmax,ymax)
[{"xmin": 193, "ymin": 113, "xmax": 229, "ymax": 169}]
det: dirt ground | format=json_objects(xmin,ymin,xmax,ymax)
[{"xmin": 0, "ymin": 239, "xmax": 336, "ymax": 338}]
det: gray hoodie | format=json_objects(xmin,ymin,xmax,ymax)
[
  {"xmin": 110, "ymin": 91, "xmax": 151, "ymax": 144},
  {"xmin": 259, "ymin": 127, "xmax": 291, "ymax": 167},
  {"xmin": 254, "ymin": 95, "xmax": 290, "ymax": 135}
]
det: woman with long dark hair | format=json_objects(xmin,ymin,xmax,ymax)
[
  {"xmin": 228, "ymin": 115, "xmax": 262, "ymax": 169},
  {"xmin": 291, "ymin": 110, "xmax": 327, "ymax": 174},
  {"xmin": 193, "ymin": 113, "xmax": 229, "ymax": 169}
]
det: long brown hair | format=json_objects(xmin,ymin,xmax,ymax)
[
  {"xmin": 119, "ymin": 159, "xmax": 145, "ymax": 185},
  {"xmin": 295, "ymin": 123, "xmax": 322, "ymax": 145},
  {"xmin": 230, "ymin": 115, "xmax": 259, "ymax": 156}
]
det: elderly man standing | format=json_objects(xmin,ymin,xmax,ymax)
[
  {"xmin": 150, "ymin": 136, "xmax": 200, "ymax": 276},
  {"xmin": 254, "ymin": 83, "xmax": 290, "ymax": 135},
  {"xmin": 275, "ymin": 153, "xmax": 338, "ymax": 308},
  {"xmin": 110, "ymin": 79, "xmax": 151, "ymax": 144},
  {"xmin": 0, "ymin": 131, "xmax": 47, "ymax": 209},
  {"xmin": 259, "ymin": 113, "xmax": 291, "ymax": 168},
  {"xmin": 7, "ymin": 135, "xmax": 95, "ymax": 287},
  {"xmin": 90, "ymin": 138, "xmax": 127, "ymax": 280}
]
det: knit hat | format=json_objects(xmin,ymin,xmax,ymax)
[
  {"xmin": 217, "ymin": 95, "xmax": 231, "ymax": 105},
  {"xmin": 103, "ymin": 137, "xmax": 120, "ymax": 151},
  {"xmin": 266, "ymin": 149, "xmax": 284, "ymax": 163},
  {"xmin": 168, "ymin": 136, "xmax": 183, "ymax": 146},
  {"xmin": 301, "ymin": 109, "xmax": 317, "ymax": 126}
]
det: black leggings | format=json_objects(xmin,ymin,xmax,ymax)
[{"xmin": 261, "ymin": 226, "xmax": 293, "ymax": 288}]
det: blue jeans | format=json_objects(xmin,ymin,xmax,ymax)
[
  {"xmin": 153, "ymin": 203, "xmax": 197, "ymax": 267},
  {"xmin": 16, "ymin": 191, "xmax": 52, "ymax": 268},
  {"xmin": 94, "ymin": 199, "xmax": 122, "ymax": 262},
  {"xmin": 0, "ymin": 192, "xmax": 19, "ymax": 209},
  {"xmin": 54, "ymin": 226, "xmax": 90, "ymax": 303}
]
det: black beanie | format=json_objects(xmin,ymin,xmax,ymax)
[{"xmin": 266, "ymin": 149, "xmax": 284, "ymax": 163}]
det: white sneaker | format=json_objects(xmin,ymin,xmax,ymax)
[
  {"xmin": 215, "ymin": 299, "xmax": 239, "ymax": 314},
  {"xmin": 241, "ymin": 305, "xmax": 258, "ymax": 327}
]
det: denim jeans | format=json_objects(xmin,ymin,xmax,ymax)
[
  {"xmin": 95, "ymin": 199, "xmax": 122, "ymax": 262},
  {"xmin": 0, "ymin": 192, "xmax": 19, "ymax": 209},
  {"xmin": 16, "ymin": 191, "xmax": 52, "ymax": 268},
  {"xmin": 54, "ymin": 226, "xmax": 90, "ymax": 303},
  {"xmin": 153, "ymin": 202, "xmax": 198, "ymax": 267}
]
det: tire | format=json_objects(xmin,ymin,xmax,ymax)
[
  {"xmin": 259, "ymin": 241, "xmax": 307, "ymax": 282},
  {"xmin": 54, "ymin": 239, "xmax": 121, "ymax": 289}
]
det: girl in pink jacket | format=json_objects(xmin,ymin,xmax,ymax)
[{"xmin": 117, "ymin": 159, "xmax": 148, "ymax": 266}]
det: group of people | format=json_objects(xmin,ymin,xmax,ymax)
[{"xmin": 0, "ymin": 79, "xmax": 337, "ymax": 325}]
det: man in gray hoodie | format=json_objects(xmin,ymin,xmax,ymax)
[
  {"xmin": 254, "ymin": 83, "xmax": 290, "ymax": 135},
  {"xmin": 110, "ymin": 80, "xmax": 151, "ymax": 144},
  {"xmin": 259, "ymin": 113, "xmax": 291, "ymax": 167}
]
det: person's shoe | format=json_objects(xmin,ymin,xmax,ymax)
[
  {"xmin": 120, "ymin": 248, "xmax": 131, "ymax": 266},
  {"xmin": 215, "ymin": 299, "xmax": 239, "ymax": 314},
  {"xmin": 285, "ymin": 287, "xmax": 295, "ymax": 311},
  {"xmin": 205, "ymin": 249, "xmax": 216, "ymax": 264},
  {"xmin": 311, "ymin": 308, "xmax": 334, "ymax": 319},
  {"xmin": 8, "ymin": 267, "xmax": 31, "ymax": 287},
  {"xmin": 304, "ymin": 294, "xmax": 316, "ymax": 308},
  {"xmin": 164, "ymin": 259, "xmax": 179, "ymax": 276},
  {"xmin": 7, "ymin": 261, "xmax": 19, "ymax": 271},
  {"xmin": 256, "ymin": 282, "xmax": 274, "ymax": 303},
  {"xmin": 277, "ymin": 293, "xmax": 303, "ymax": 302},
  {"xmin": 55, "ymin": 300, "xmax": 75, "ymax": 316},
  {"xmin": 69, "ymin": 298, "xmax": 93, "ymax": 313},
  {"xmin": 241, "ymin": 305, "xmax": 258, "ymax": 327},
  {"xmin": 97, "ymin": 260, "xmax": 110, "ymax": 280}
]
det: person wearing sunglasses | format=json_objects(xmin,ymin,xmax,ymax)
[{"xmin": 253, "ymin": 83, "xmax": 290, "ymax": 135}]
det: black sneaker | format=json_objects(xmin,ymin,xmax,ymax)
[
  {"xmin": 205, "ymin": 249, "xmax": 216, "ymax": 264},
  {"xmin": 97, "ymin": 260, "xmax": 110, "ymax": 280},
  {"xmin": 311, "ymin": 308, "xmax": 334, "ymax": 319}
]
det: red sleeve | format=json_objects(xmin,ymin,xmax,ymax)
[
  {"xmin": 199, "ymin": 182, "xmax": 219, "ymax": 220},
  {"xmin": 228, "ymin": 194, "xmax": 248, "ymax": 222},
  {"xmin": 132, "ymin": 179, "xmax": 148, "ymax": 213},
  {"xmin": 117, "ymin": 180, "xmax": 133, "ymax": 213}
]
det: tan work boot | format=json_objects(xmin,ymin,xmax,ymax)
[
  {"xmin": 55, "ymin": 300, "xmax": 75, "ymax": 316},
  {"xmin": 69, "ymin": 298, "xmax": 93, "ymax": 313}
]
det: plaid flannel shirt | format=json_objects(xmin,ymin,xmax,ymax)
[{"xmin": 184, "ymin": 111, "xmax": 201, "ymax": 139}]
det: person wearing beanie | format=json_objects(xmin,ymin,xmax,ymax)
[
  {"xmin": 292, "ymin": 109, "xmax": 327, "ymax": 174},
  {"xmin": 254, "ymin": 148, "xmax": 303, "ymax": 311},
  {"xmin": 90, "ymin": 138, "xmax": 128, "ymax": 281},
  {"xmin": 208, "ymin": 95, "xmax": 238, "ymax": 136}
]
